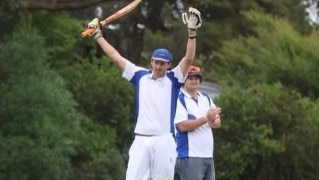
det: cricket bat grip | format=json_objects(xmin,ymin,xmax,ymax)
[
  {"xmin": 81, "ymin": 28, "xmax": 95, "ymax": 37},
  {"xmin": 80, "ymin": 19, "xmax": 112, "ymax": 37}
]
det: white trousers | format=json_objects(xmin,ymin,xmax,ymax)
[{"xmin": 126, "ymin": 134, "xmax": 177, "ymax": 180}]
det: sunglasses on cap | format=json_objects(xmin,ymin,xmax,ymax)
[{"xmin": 188, "ymin": 66, "xmax": 201, "ymax": 73}]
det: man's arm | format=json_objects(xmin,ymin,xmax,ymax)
[
  {"xmin": 175, "ymin": 96, "xmax": 207, "ymax": 132},
  {"xmin": 176, "ymin": 116, "xmax": 209, "ymax": 132},
  {"xmin": 179, "ymin": 7, "xmax": 202, "ymax": 76},
  {"xmin": 176, "ymin": 106, "xmax": 221, "ymax": 131},
  {"xmin": 179, "ymin": 38, "xmax": 197, "ymax": 76},
  {"xmin": 176, "ymin": 108, "xmax": 221, "ymax": 132},
  {"xmin": 87, "ymin": 18, "xmax": 127, "ymax": 72},
  {"xmin": 96, "ymin": 37, "xmax": 127, "ymax": 71}
]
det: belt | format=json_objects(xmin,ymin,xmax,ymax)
[
  {"xmin": 135, "ymin": 133, "xmax": 155, "ymax": 137},
  {"xmin": 135, "ymin": 133, "xmax": 173, "ymax": 137}
]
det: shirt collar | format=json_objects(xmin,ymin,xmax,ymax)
[
  {"xmin": 147, "ymin": 72, "xmax": 165, "ymax": 81},
  {"xmin": 181, "ymin": 88, "xmax": 201, "ymax": 98}
]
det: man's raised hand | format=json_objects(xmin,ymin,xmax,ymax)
[
  {"xmin": 182, "ymin": 7, "xmax": 202, "ymax": 38},
  {"xmin": 87, "ymin": 18, "xmax": 102, "ymax": 39}
]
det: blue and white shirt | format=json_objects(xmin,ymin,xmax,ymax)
[
  {"xmin": 122, "ymin": 60, "xmax": 186, "ymax": 135},
  {"xmin": 174, "ymin": 89, "xmax": 216, "ymax": 158}
]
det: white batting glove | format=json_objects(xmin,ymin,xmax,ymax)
[
  {"xmin": 182, "ymin": 7, "xmax": 202, "ymax": 39},
  {"xmin": 87, "ymin": 18, "xmax": 103, "ymax": 39}
]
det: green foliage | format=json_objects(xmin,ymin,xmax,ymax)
[
  {"xmin": 143, "ymin": 2, "xmax": 189, "ymax": 67},
  {"xmin": 30, "ymin": 10, "xmax": 86, "ymax": 67},
  {"xmin": 0, "ymin": 25, "xmax": 81, "ymax": 180},
  {"xmin": 2, "ymin": 9, "xmax": 135, "ymax": 179},
  {"xmin": 214, "ymin": 83, "xmax": 319, "ymax": 179},
  {"xmin": 59, "ymin": 59, "xmax": 134, "ymax": 151},
  {"xmin": 0, "ymin": 0, "xmax": 25, "ymax": 39},
  {"xmin": 66, "ymin": 106, "xmax": 125, "ymax": 179},
  {"xmin": 58, "ymin": 59, "xmax": 133, "ymax": 179},
  {"xmin": 74, "ymin": 116, "xmax": 117, "ymax": 160},
  {"xmin": 185, "ymin": 0, "xmax": 312, "ymax": 76},
  {"xmin": 1, "ymin": 1, "xmax": 318, "ymax": 179},
  {"xmin": 69, "ymin": 149, "xmax": 126, "ymax": 180},
  {"xmin": 143, "ymin": 27, "xmax": 188, "ymax": 67},
  {"xmin": 69, "ymin": 95, "xmax": 127, "ymax": 178},
  {"xmin": 211, "ymin": 11, "xmax": 319, "ymax": 99}
]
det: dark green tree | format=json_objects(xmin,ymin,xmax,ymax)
[
  {"xmin": 0, "ymin": 25, "xmax": 82, "ymax": 180},
  {"xmin": 211, "ymin": 11, "xmax": 319, "ymax": 99},
  {"xmin": 59, "ymin": 60, "xmax": 135, "ymax": 151},
  {"xmin": 24, "ymin": 11, "xmax": 131, "ymax": 178},
  {"xmin": 214, "ymin": 83, "xmax": 319, "ymax": 180},
  {"xmin": 0, "ymin": 0, "xmax": 25, "ymax": 39}
]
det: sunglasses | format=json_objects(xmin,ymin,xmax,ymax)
[{"xmin": 188, "ymin": 66, "xmax": 201, "ymax": 73}]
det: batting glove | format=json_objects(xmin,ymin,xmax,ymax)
[
  {"xmin": 87, "ymin": 18, "xmax": 103, "ymax": 39},
  {"xmin": 182, "ymin": 7, "xmax": 202, "ymax": 39}
]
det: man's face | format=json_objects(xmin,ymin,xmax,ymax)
[
  {"xmin": 150, "ymin": 59, "xmax": 170, "ymax": 79},
  {"xmin": 184, "ymin": 75, "xmax": 200, "ymax": 90}
]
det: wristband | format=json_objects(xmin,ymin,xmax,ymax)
[
  {"xmin": 188, "ymin": 29, "xmax": 197, "ymax": 39},
  {"xmin": 94, "ymin": 30, "xmax": 103, "ymax": 39}
]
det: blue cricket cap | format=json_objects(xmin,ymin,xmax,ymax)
[{"xmin": 151, "ymin": 48, "xmax": 173, "ymax": 62}]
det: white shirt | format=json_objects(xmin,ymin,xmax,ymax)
[
  {"xmin": 174, "ymin": 89, "xmax": 216, "ymax": 158},
  {"xmin": 122, "ymin": 60, "xmax": 186, "ymax": 135}
]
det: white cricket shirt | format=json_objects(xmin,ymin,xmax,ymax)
[
  {"xmin": 122, "ymin": 60, "xmax": 186, "ymax": 135},
  {"xmin": 174, "ymin": 89, "xmax": 216, "ymax": 158}
]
